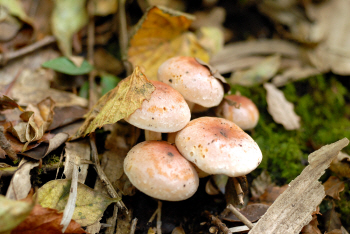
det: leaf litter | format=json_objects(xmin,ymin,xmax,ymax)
[{"xmin": 1, "ymin": 0, "xmax": 350, "ymax": 233}]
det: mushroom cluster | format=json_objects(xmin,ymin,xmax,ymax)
[{"xmin": 123, "ymin": 56, "xmax": 262, "ymax": 203}]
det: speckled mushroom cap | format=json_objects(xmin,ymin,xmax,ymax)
[
  {"xmin": 124, "ymin": 80, "xmax": 191, "ymax": 132},
  {"xmin": 157, "ymin": 56, "xmax": 224, "ymax": 108},
  {"xmin": 175, "ymin": 117, "xmax": 262, "ymax": 177},
  {"xmin": 124, "ymin": 141, "xmax": 199, "ymax": 201},
  {"xmin": 215, "ymin": 95, "xmax": 259, "ymax": 130}
]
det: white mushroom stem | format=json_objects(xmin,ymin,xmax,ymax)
[
  {"xmin": 156, "ymin": 200, "xmax": 162, "ymax": 234},
  {"xmin": 232, "ymin": 177, "xmax": 244, "ymax": 205},
  {"xmin": 145, "ymin": 130, "xmax": 162, "ymax": 141},
  {"xmin": 185, "ymin": 99, "xmax": 195, "ymax": 111}
]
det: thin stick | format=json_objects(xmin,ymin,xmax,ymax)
[
  {"xmin": 156, "ymin": 200, "xmax": 162, "ymax": 234},
  {"xmin": 0, "ymin": 126, "xmax": 18, "ymax": 161},
  {"xmin": 203, "ymin": 210, "xmax": 232, "ymax": 234},
  {"xmin": 148, "ymin": 205, "xmax": 159, "ymax": 223},
  {"xmin": 0, "ymin": 36, "xmax": 56, "ymax": 65},
  {"xmin": 105, "ymin": 204, "xmax": 119, "ymax": 234},
  {"xmin": 118, "ymin": 0, "xmax": 133, "ymax": 75},
  {"xmin": 90, "ymin": 133, "xmax": 126, "ymax": 210},
  {"xmin": 226, "ymin": 204, "xmax": 254, "ymax": 229},
  {"xmin": 129, "ymin": 218, "xmax": 138, "ymax": 234},
  {"xmin": 232, "ymin": 177, "xmax": 244, "ymax": 205}
]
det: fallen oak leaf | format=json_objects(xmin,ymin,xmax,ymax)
[
  {"xmin": 75, "ymin": 66, "xmax": 155, "ymax": 138},
  {"xmin": 128, "ymin": 5, "xmax": 210, "ymax": 79},
  {"xmin": 330, "ymin": 151, "xmax": 350, "ymax": 178}
]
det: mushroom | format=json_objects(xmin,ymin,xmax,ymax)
[
  {"xmin": 215, "ymin": 95, "xmax": 259, "ymax": 130},
  {"xmin": 175, "ymin": 117, "xmax": 262, "ymax": 203},
  {"xmin": 124, "ymin": 80, "xmax": 191, "ymax": 140},
  {"xmin": 123, "ymin": 141, "xmax": 199, "ymax": 201},
  {"xmin": 157, "ymin": 56, "xmax": 225, "ymax": 109}
]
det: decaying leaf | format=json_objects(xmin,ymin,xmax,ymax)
[
  {"xmin": 51, "ymin": 0, "xmax": 88, "ymax": 57},
  {"xmin": 258, "ymin": 185, "xmax": 288, "ymax": 205},
  {"xmin": 264, "ymin": 83, "xmax": 300, "ymax": 130},
  {"xmin": 221, "ymin": 204, "xmax": 269, "ymax": 223},
  {"xmin": 128, "ymin": 6, "xmax": 209, "ymax": 79},
  {"xmin": 249, "ymin": 138, "xmax": 349, "ymax": 234},
  {"xmin": 6, "ymin": 158, "xmax": 39, "ymax": 200},
  {"xmin": 323, "ymin": 203, "xmax": 343, "ymax": 232},
  {"xmin": 0, "ymin": 0, "xmax": 33, "ymax": 26},
  {"xmin": 330, "ymin": 151, "xmax": 350, "ymax": 178},
  {"xmin": 0, "ymin": 194, "xmax": 34, "ymax": 233},
  {"xmin": 250, "ymin": 170, "xmax": 274, "ymax": 200},
  {"xmin": 93, "ymin": 0, "xmax": 118, "ymax": 16},
  {"xmin": 12, "ymin": 204, "xmax": 86, "ymax": 234},
  {"xmin": 9, "ymin": 97, "xmax": 55, "ymax": 151},
  {"xmin": 75, "ymin": 66, "xmax": 155, "ymax": 138},
  {"xmin": 323, "ymin": 176, "xmax": 345, "ymax": 200},
  {"xmin": 301, "ymin": 208, "xmax": 322, "ymax": 234},
  {"xmin": 0, "ymin": 95, "xmax": 24, "ymax": 111},
  {"xmin": 229, "ymin": 54, "xmax": 281, "ymax": 86},
  {"xmin": 37, "ymin": 179, "xmax": 121, "ymax": 226}
]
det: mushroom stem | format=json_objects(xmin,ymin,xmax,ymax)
[
  {"xmin": 145, "ymin": 130, "xmax": 162, "ymax": 141},
  {"xmin": 227, "ymin": 204, "xmax": 254, "ymax": 229},
  {"xmin": 185, "ymin": 99, "xmax": 195, "ymax": 111},
  {"xmin": 167, "ymin": 132, "xmax": 177, "ymax": 143},
  {"xmin": 156, "ymin": 200, "xmax": 162, "ymax": 234},
  {"xmin": 232, "ymin": 177, "xmax": 244, "ymax": 205}
]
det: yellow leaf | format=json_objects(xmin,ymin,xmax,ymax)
[
  {"xmin": 128, "ymin": 6, "xmax": 210, "ymax": 79},
  {"xmin": 75, "ymin": 66, "xmax": 155, "ymax": 138}
]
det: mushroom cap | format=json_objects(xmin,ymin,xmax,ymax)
[
  {"xmin": 175, "ymin": 117, "xmax": 262, "ymax": 177},
  {"xmin": 157, "ymin": 56, "xmax": 224, "ymax": 108},
  {"xmin": 124, "ymin": 80, "xmax": 191, "ymax": 132},
  {"xmin": 215, "ymin": 95, "xmax": 259, "ymax": 130},
  {"xmin": 124, "ymin": 141, "xmax": 199, "ymax": 201}
]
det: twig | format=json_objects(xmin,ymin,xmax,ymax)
[
  {"xmin": 90, "ymin": 133, "xmax": 126, "ymax": 210},
  {"xmin": 3, "ymin": 68, "xmax": 23, "ymax": 95},
  {"xmin": 232, "ymin": 177, "xmax": 244, "ymax": 205},
  {"xmin": 118, "ymin": 0, "xmax": 133, "ymax": 75},
  {"xmin": 0, "ymin": 36, "xmax": 56, "ymax": 65},
  {"xmin": 156, "ymin": 200, "xmax": 162, "ymax": 234},
  {"xmin": 105, "ymin": 204, "xmax": 119, "ymax": 234},
  {"xmin": 226, "ymin": 204, "xmax": 254, "ymax": 229},
  {"xmin": 129, "ymin": 218, "xmax": 138, "ymax": 234},
  {"xmin": 203, "ymin": 211, "xmax": 232, "ymax": 234},
  {"xmin": 0, "ymin": 126, "xmax": 18, "ymax": 161}
]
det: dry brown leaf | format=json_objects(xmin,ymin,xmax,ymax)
[
  {"xmin": 230, "ymin": 54, "xmax": 281, "ymax": 86},
  {"xmin": 301, "ymin": 210, "xmax": 322, "ymax": 234},
  {"xmin": 249, "ymin": 138, "xmax": 349, "ymax": 234},
  {"xmin": 12, "ymin": 204, "xmax": 86, "ymax": 234},
  {"xmin": 258, "ymin": 185, "xmax": 288, "ymax": 205},
  {"xmin": 221, "ymin": 204, "xmax": 270, "ymax": 223},
  {"xmin": 323, "ymin": 176, "xmax": 345, "ymax": 200},
  {"xmin": 9, "ymin": 97, "xmax": 55, "ymax": 151},
  {"xmin": 272, "ymin": 66, "xmax": 321, "ymax": 87},
  {"xmin": 250, "ymin": 170, "xmax": 274, "ymax": 200},
  {"xmin": 6, "ymin": 158, "xmax": 39, "ymax": 200},
  {"xmin": 128, "ymin": 6, "xmax": 209, "ymax": 79},
  {"xmin": 264, "ymin": 83, "xmax": 300, "ymax": 130},
  {"xmin": 0, "ymin": 95, "xmax": 24, "ymax": 111},
  {"xmin": 330, "ymin": 151, "xmax": 350, "ymax": 178},
  {"xmin": 75, "ymin": 66, "xmax": 155, "ymax": 138},
  {"xmin": 323, "ymin": 204, "xmax": 343, "ymax": 232}
]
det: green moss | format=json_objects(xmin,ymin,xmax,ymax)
[
  {"xmin": 336, "ymin": 182, "xmax": 350, "ymax": 228},
  {"xmin": 230, "ymin": 75, "xmax": 350, "ymax": 184},
  {"xmin": 42, "ymin": 154, "xmax": 61, "ymax": 165}
]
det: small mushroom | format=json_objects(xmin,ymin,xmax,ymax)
[
  {"xmin": 215, "ymin": 95, "xmax": 259, "ymax": 130},
  {"xmin": 175, "ymin": 117, "xmax": 262, "ymax": 177},
  {"xmin": 124, "ymin": 80, "xmax": 191, "ymax": 140},
  {"xmin": 123, "ymin": 141, "xmax": 199, "ymax": 201},
  {"xmin": 157, "ymin": 56, "xmax": 225, "ymax": 109}
]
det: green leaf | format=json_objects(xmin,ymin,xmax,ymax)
[
  {"xmin": 0, "ymin": 195, "xmax": 34, "ymax": 233},
  {"xmin": 101, "ymin": 74, "xmax": 121, "ymax": 96},
  {"xmin": 37, "ymin": 179, "xmax": 121, "ymax": 226},
  {"xmin": 42, "ymin": 57, "xmax": 94, "ymax": 75},
  {"xmin": 75, "ymin": 66, "xmax": 155, "ymax": 138}
]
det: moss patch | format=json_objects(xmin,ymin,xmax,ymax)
[{"xmin": 230, "ymin": 75, "xmax": 350, "ymax": 184}]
